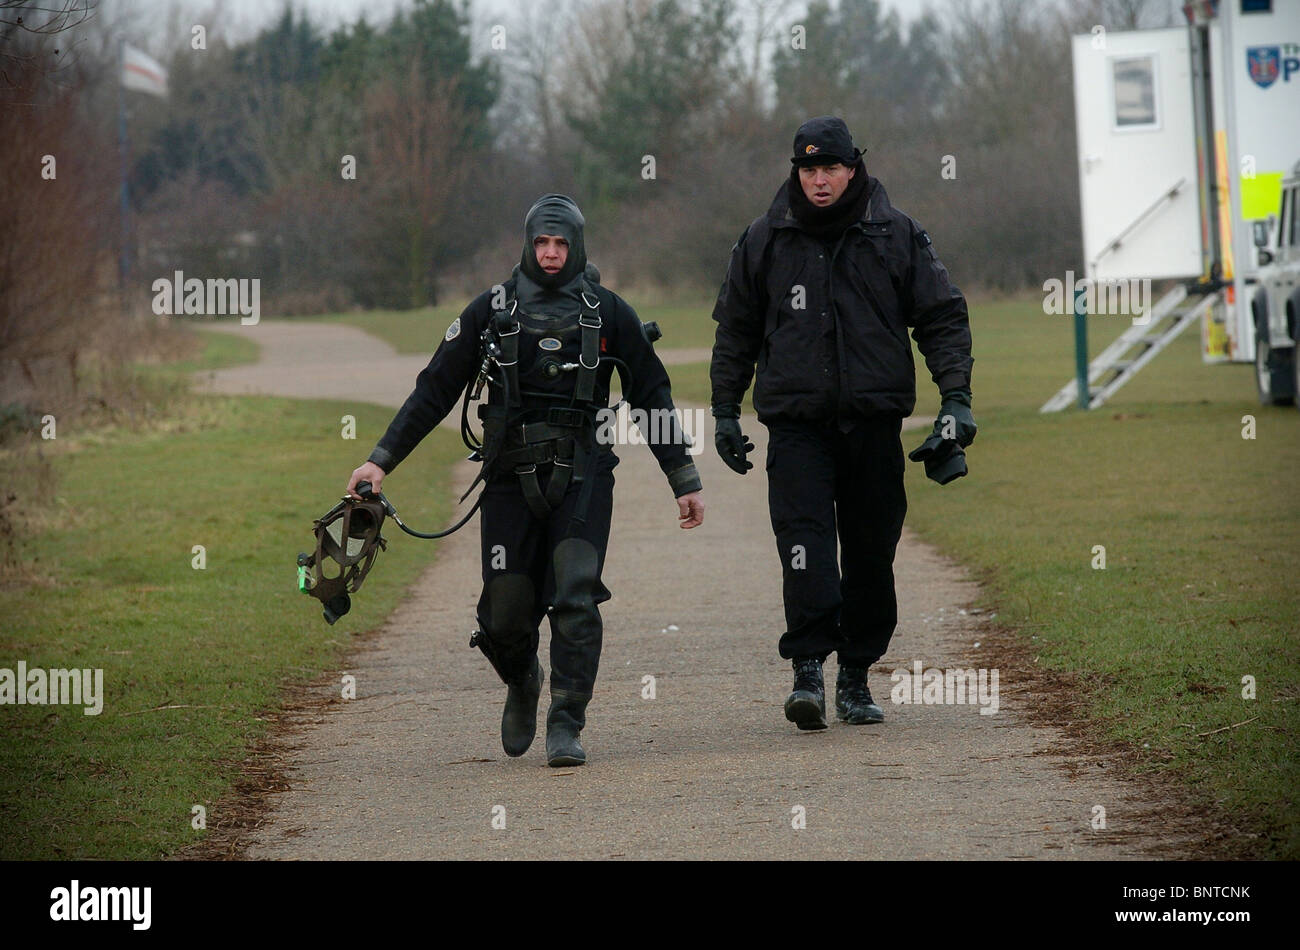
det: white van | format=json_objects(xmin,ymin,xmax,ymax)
[{"xmin": 1252, "ymin": 162, "xmax": 1300, "ymax": 407}]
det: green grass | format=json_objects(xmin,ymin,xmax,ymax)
[
  {"xmin": 132, "ymin": 326, "xmax": 263, "ymax": 378},
  {"xmin": 668, "ymin": 296, "xmax": 1300, "ymax": 857},
  {"xmin": 0, "ymin": 341, "xmax": 465, "ymax": 859},
  {"xmin": 275, "ymin": 303, "xmax": 469, "ymax": 354},
  {"xmin": 6, "ymin": 297, "xmax": 1294, "ymax": 858}
]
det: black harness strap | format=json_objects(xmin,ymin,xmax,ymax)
[
  {"xmin": 574, "ymin": 288, "xmax": 601, "ymax": 404},
  {"xmin": 497, "ymin": 298, "xmax": 521, "ymax": 408}
]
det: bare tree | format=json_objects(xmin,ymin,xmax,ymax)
[{"xmin": 364, "ymin": 64, "xmax": 471, "ymax": 307}]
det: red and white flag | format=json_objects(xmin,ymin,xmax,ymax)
[{"xmin": 121, "ymin": 44, "xmax": 168, "ymax": 98}]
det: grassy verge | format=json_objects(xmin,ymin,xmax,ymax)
[
  {"xmin": 0, "ymin": 336, "xmax": 464, "ymax": 859},
  {"xmin": 274, "ymin": 304, "xmax": 468, "ymax": 354},
  {"xmin": 668, "ymin": 296, "xmax": 1300, "ymax": 856}
]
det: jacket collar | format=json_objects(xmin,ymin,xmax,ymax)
[{"xmin": 767, "ymin": 173, "xmax": 892, "ymax": 231}]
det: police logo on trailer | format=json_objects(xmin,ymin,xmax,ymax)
[
  {"xmin": 1247, "ymin": 47, "xmax": 1280, "ymax": 89},
  {"xmin": 538, "ymin": 337, "xmax": 562, "ymax": 351},
  {"xmin": 445, "ymin": 318, "xmax": 461, "ymax": 342}
]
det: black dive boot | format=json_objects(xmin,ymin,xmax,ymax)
[
  {"xmin": 546, "ymin": 689, "xmax": 589, "ymax": 767},
  {"xmin": 835, "ymin": 664, "xmax": 884, "ymax": 724},
  {"xmin": 501, "ymin": 657, "xmax": 544, "ymax": 756},
  {"xmin": 784, "ymin": 657, "xmax": 827, "ymax": 731}
]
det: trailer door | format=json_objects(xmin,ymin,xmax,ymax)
[{"xmin": 1073, "ymin": 27, "xmax": 1202, "ymax": 282}]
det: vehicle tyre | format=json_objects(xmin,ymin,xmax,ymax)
[{"xmin": 1255, "ymin": 308, "xmax": 1295, "ymax": 406}]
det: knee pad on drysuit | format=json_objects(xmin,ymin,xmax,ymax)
[
  {"xmin": 472, "ymin": 573, "xmax": 538, "ymax": 682},
  {"xmin": 548, "ymin": 538, "xmax": 604, "ymax": 694},
  {"xmin": 552, "ymin": 538, "xmax": 602, "ymax": 622}
]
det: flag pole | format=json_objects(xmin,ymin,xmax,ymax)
[{"xmin": 117, "ymin": 36, "xmax": 130, "ymax": 292}]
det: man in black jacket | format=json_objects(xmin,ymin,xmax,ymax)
[
  {"xmin": 709, "ymin": 116, "xmax": 974, "ymax": 731},
  {"xmin": 349, "ymin": 194, "xmax": 704, "ymax": 765}
]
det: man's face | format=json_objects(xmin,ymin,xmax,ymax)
[
  {"xmin": 798, "ymin": 162, "xmax": 855, "ymax": 207},
  {"xmin": 533, "ymin": 234, "xmax": 569, "ymax": 275}
]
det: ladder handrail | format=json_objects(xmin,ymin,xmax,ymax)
[{"xmin": 1089, "ymin": 177, "xmax": 1188, "ymax": 272}]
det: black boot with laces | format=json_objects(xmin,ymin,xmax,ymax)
[
  {"xmin": 835, "ymin": 664, "xmax": 885, "ymax": 724},
  {"xmin": 784, "ymin": 657, "xmax": 827, "ymax": 731}
]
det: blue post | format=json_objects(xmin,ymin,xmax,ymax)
[{"xmin": 1074, "ymin": 285, "xmax": 1089, "ymax": 409}]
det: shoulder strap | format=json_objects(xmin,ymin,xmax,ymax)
[
  {"xmin": 574, "ymin": 279, "xmax": 601, "ymax": 404},
  {"xmin": 492, "ymin": 278, "xmax": 522, "ymax": 408}
]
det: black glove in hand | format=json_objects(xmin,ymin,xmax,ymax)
[
  {"xmin": 935, "ymin": 388, "xmax": 976, "ymax": 447},
  {"xmin": 713, "ymin": 410, "xmax": 754, "ymax": 475},
  {"xmin": 908, "ymin": 388, "xmax": 975, "ymax": 485},
  {"xmin": 908, "ymin": 435, "xmax": 966, "ymax": 485}
]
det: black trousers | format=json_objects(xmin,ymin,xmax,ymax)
[
  {"xmin": 765, "ymin": 415, "xmax": 907, "ymax": 666},
  {"xmin": 474, "ymin": 449, "xmax": 617, "ymax": 698}
]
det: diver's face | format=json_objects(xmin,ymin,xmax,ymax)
[{"xmin": 533, "ymin": 234, "xmax": 569, "ymax": 275}]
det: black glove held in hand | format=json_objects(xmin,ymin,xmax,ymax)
[
  {"xmin": 712, "ymin": 405, "xmax": 754, "ymax": 475},
  {"xmin": 935, "ymin": 388, "xmax": 977, "ymax": 447},
  {"xmin": 908, "ymin": 436, "xmax": 967, "ymax": 485},
  {"xmin": 908, "ymin": 389, "xmax": 975, "ymax": 485}
]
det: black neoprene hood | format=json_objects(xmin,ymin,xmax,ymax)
[{"xmin": 518, "ymin": 193, "xmax": 588, "ymax": 289}]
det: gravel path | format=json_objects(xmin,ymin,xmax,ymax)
[{"xmin": 195, "ymin": 319, "xmax": 1180, "ymax": 860}]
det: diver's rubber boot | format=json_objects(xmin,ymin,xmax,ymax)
[
  {"xmin": 784, "ymin": 657, "xmax": 828, "ymax": 731},
  {"xmin": 501, "ymin": 657, "xmax": 544, "ymax": 756},
  {"xmin": 546, "ymin": 690, "xmax": 589, "ymax": 767}
]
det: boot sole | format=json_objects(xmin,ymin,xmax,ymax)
[
  {"xmin": 785, "ymin": 694, "xmax": 828, "ymax": 731},
  {"xmin": 836, "ymin": 707, "xmax": 885, "ymax": 725},
  {"xmin": 547, "ymin": 753, "xmax": 586, "ymax": 767}
]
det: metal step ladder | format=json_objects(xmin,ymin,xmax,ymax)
[{"xmin": 1040, "ymin": 285, "xmax": 1222, "ymax": 413}]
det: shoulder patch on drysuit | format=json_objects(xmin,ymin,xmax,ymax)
[
  {"xmin": 444, "ymin": 317, "xmax": 461, "ymax": 342},
  {"xmin": 914, "ymin": 229, "xmax": 933, "ymax": 248}
]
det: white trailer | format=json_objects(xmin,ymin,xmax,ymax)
[{"xmin": 1043, "ymin": 0, "xmax": 1300, "ymax": 411}]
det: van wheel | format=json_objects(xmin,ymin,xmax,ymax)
[
  {"xmin": 1255, "ymin": 322, "xmax": 1295, "ymax": 406},
  {"xmin": 1293, "ymin": 307, "xmax": 1300, "ymax": 412}
]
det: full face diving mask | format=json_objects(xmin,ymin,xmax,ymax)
[{"xmin": 297, "ymin": 488, "xmax": 389, "ymax": 624}]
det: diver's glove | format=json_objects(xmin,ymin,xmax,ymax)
[
  {"xmin": 712, "ymin": 403, "xmax": 754, "ymax": 475},
  {"xmin": 908, "ymin": 389, "xmax": 975, "ymax": 485}
]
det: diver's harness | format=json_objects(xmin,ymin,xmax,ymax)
[
  {"xmin": 476, "ymin": 278, "xmax": 611, "ymax": 524},
  {"xmin": 298, "ymin": 277, "xmax": 658, "ymax": 624}
]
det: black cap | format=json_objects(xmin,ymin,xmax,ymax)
[{"xmin": 791, "ymin": 115, "xmax": 862, "ymax": 167}]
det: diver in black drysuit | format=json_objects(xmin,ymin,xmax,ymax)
[{"xmin": 353, "ymin": 195, "xmax": 704, "ymax": 766}]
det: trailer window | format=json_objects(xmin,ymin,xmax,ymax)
[{"xmin": 1113, "ymin": 56, "xmax": 1158, "ymax": 129}]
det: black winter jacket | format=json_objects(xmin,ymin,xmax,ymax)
[{"xmin": 710, "ymin": 175, "xmax": 972, "ymax": 421}]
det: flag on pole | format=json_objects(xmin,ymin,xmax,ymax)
[{"xmin": 121, "ymin": 44, "xmax": 168, "ymax": 98}]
